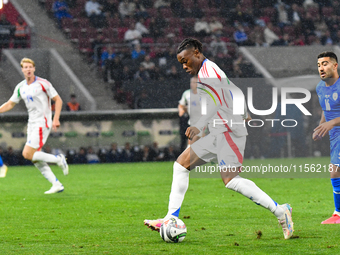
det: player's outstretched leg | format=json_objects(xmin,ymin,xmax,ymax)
[
  {"xmin": 0, "ymin": 155, "xmax": 7, "ymax": 178},
  {"xmin": 226, "ymin": 175, "xmax": 294, "ymax": 239},
  {"xmin": 322, "ymin": 178, "xmax": 340, "ymax": 224},
  {"xmin": 144, "ymin": 162, "xmax": 189, "ymax": 232},
  {"xmin": 57, "ymin": 154, "xmax": 69, "ymax": 175},
  {"xmin": 32, "ymin": 151, "xmax": 69, "ymax": 175},
  {"xmin": 34, "ymin": 162, "xmax": 64, "ymax": 194},
  {"xmin": 0, "ymin": 164, "xmax": 8, "ymax": 178}
]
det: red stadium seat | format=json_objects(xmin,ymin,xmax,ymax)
[{"xmin": 117, "ymin": 27, "xmax": 128, "ymax": 40}]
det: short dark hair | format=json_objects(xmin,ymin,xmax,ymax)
[
  {"xmin": 177, "ymin": 38, "xmax": 203, "ymax": 54},
  {"xmin": 317, "ymin": 51, "xmax": 338, "ymax": 63},
  {"xmin": 70, "ymin": 94, "xmax": 76, "ymax": 98}
]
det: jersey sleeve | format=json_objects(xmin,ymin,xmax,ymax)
[
  {"xmin": 194, "ymin": 61, "xmax": 226, "ymax": 131},
  {"xmin": 178, "ymin": 90, "xmax": 188, "ymax": 106},
  {"xmin": 9, "ymin": 83, "xmax": 23, "ymax": 104},
  {"xmin": 44, "ymin": 80, "xmax": 59, "ymax": 99}
]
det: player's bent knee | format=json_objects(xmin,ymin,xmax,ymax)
[{"xmin": 22, "ymin": 151, "xmax": 33, "ymax": 161}]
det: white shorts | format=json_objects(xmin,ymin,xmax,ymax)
[
  {"xmin": 26, "ymin": 123, "xmax": 51, "ymax": 150},
  {"xmin": 191, "ymin": 132, "xmax": 246, "ymax": 168}
]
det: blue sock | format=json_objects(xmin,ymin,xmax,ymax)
[
  {"xmin": 0, "ymin": 156, "xmax": 3, "ymax": 167},
  {"xmin": 331, "ymin": 178, "xmax": 340, "ymax": 212}
]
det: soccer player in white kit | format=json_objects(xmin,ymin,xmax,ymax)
[
  {"xmin": 178, "ymin": 75, "xmax": 203, "ymax": 148},
  {"xmin": 0, "ymin": 58, "xmax": 69, "ymax": 194},
  {"xmin": 144, "ymin": 38, "xmax": 294, "ymax": 239}
]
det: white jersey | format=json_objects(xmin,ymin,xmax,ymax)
[
  {"xmin": 10, "ymin": 76, "xmax": 58, "ymax": 127},
  {"xmin": 178, "ymin": 89, "xmax": 201, "ymax": 125},
  {"xmin": 194, "ymin": 59, "xmax": 248, "ymax": 136}
]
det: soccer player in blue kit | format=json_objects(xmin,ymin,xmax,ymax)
[{"xmin": 314, "ymin": 51, "xmax": 340, "ymax": 224}]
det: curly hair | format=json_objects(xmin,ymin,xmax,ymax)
[{"xmin": 176, "ymin": 38, "xmax": 203, "ymax": 54}]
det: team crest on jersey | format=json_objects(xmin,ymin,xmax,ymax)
[{"xmin": 333, "ymin": 92, "xmax": 338, "ymax": 101}]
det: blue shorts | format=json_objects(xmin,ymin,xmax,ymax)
[{"xmin": 330, "ymin": 138, "xmax": 340, "ymax": 165}]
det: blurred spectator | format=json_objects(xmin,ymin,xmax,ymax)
[
  {"xmin": 233, "ymin": 23, "xmax": 250, "ymax": 46},
  {"xmin": 303, "ymin": 0, "xmax": 318, "ymax": 9},
  {"xmin": 0, "ymin": 14, "xmax": 14, "ymax": 49},
  {"xmin": 194, "ymin": 17, "xmax": 211, "ymax": 37},
  {"xmin": 149, "ymin": 141, "xmax": 163, "ymax": 161},
  {"xmin": 271, "ymin": 33, "xmax": 293, "ymax": 46},
  {"xmin": 142, "ymin": 145, "xmax": 153, "ymax": 161},
  {"xmin": 102, "ymin": 0, "xmax": 118, "ymax": 18},
  {"xmin": 86, "ymin": 146, "xmax": 100, "ymax": 163},
  {"xmin": 14, "ymin": 16, "xmax": 29, "ymax": 48},
  {"xmin": 135, "ymin": 17, "xmax": 149, "ymax": 37},
  {"xmin": 230, "ymin": 4, "xmax": 254, "ymax": 27},
  {"xmin": 314, "ymin": 14, "xmax": 328, "ymax": 38},
  {"xmin": 170, "ymin": 0, "xmax": 186, "ymax": 17},
  {"xmin": 131, "ymin": 44, "xmax": 145, "ymax": 59},
  {"xmin": 121, "ymin": 65, "xmax": 134, "ymax": 81},
  {"xmin": 321, "ymin": 29, "xmax": 333, "ymax": 45},
  {"xmin": 134, "ymin": 65, "xmax": 150, "ymax": 82},
  {"xmin": 73, "ymin": 147, "xmax": 87, "ymax": 164},
  {"xmin": 3, "ymin": 146, "xmax": 20, "ymax": 166},
  {"xmin": 301, "ymin": 12, "xmax": 315, "ymax": 37},
  {"xmin": 325, "ymin": 14, "xmax": 339, "ymax": 42},
  {"xmin": 132, "ymin": 0, "xmax": 149, "ymax": 20},
  {"xmin": 154, "ymin": 0, "xmax": 170, "ymax": 9},
  {"xmin": 97, "ymin": 148, "xmax": 107, "ymax": 163},
  {"xmin": 118, "ymin": 0, "xmax": 134, "ymax": 19},
  {"xmin": 106, "ymin": 142, "xmax": 121, "ymax": 162},
  {"xmin": 276, "ymin": 3, "xmax": 290, "ymax": 27},
  {"xmin": 249, "ymin": 24, "xmax": 266, "ymax": 47},
  {"xmin": 209, "ymin": 17, "xmax": 223, "ymax": 35},
  {"xmin": 85, "ymin": 0, "xmax": 106, "ymax": 28},
  {"xmin": 110, "ymin": 56, "xmax": 124, "ymax": 82},
  {"xmin": 124, "ymin": 23, "xmax": 142, "ymax": 46},
  {"xmin": 210, "ymin": 35, "xmax": 228, "ymax": 58},
  {"xmin": 141, "ymin": 55, "xmax": 157, "ymax": 79},
  {"xmin": 134, "ymin": 89, "xmax": 149, "ymax": 108},
  {"xmin": 166, "ymin": 65, "xmax": 180, "ymax": 79},
  {"xmin": 91, "ymin": 33, "xmax": 105, "ymax": 66},
  {"xmin": 66, "ymin": 94, "xmax": 82, "ymax": 111},
  {"xmin": 264, "ymin": 22, "xmax": 279, "ymax": 45},
  {"xmin": 148, "ymin": 17, "xmax": 162, "ymax": 38},
  {"xmin": 120, "ymin": 142, "xmax": 134, "ymax": 162},
  {"xmin": 163, "ymin": 145, "xmax": 178, "ymax": 161},
  {"xmin": 52, "ymin": 0, "xmax": 72, "ymax": 28},
  {"xmin": 101, "ymin": 46, "xmax": 116, "ymax": 82},
  {"xmin": 288, "ymin": 3, "xmax": 302, "ymax": 26},
  {"xmin": 66, "ymin": 149, "xmax": 76, "ymax": 164}
]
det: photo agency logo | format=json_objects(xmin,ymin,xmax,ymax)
[{"xmin": 198, "ymin": 79, "xmax": 312, "ymax": 128}]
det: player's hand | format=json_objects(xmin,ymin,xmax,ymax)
[
  {"xmin": 314, "ymin": 121, "xmax": 334, "ymax": 138},
  {"xmin": 185, "ymin": 126, "xmax": 200, "ymax": 140},
  {"xmin": 312, "ymin": 130, "xmax": 322, "ymax": 141},
  {"xmin": 52, "ymin": 119, "xmax": 60, "ymax": 131}
]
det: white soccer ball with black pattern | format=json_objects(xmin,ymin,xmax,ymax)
[{"xmin": 160, "ymin": 217, "xmax": 187, "ymax": 243}]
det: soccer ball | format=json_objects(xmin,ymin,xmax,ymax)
[{"xmin": 160, "ymin": 217, "xmax": 187, "ymax": 243}]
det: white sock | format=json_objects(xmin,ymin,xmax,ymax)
[
  {"xmin": 226, "ymin": 175, "xmax": 284, "ymax": 218},
  {"xmin": 34, "ymin": 162, "xmax": 59, "ymax": 185},
  {"xmin": 164, "ymin": 162, "xmax": 190, "ymax": 219},
  {"xmin": 32, "ymin": 151, "xmax": 60, "ymax": 164}
]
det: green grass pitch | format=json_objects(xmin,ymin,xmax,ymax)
[{"xmin": 0, "ymin": 157, "xmax": 339, "ymax": 254}]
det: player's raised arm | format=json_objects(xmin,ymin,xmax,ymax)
[
  {"xmin": 51, "ymin": 95, "xmax": 62, "ymax": 131},
  {"xmin": 0, "ymin": 100, "xmax": 16, "ymax": 113}
]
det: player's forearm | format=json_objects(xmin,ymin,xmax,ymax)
[
  {"xmin": 329, "ymin": 117, "xmax": 340, "ymax": 127},
  {"xmin": 0, "ymin": 100, "xmax": 16, "ymax": 113},
  {"xmin": 319, "ymin": 112, "xmax": 326, "ymax": 125},
  {"xmin": 53, "ymin": 96, "xmax": 63, "ymax": 121},
  {"xmin": 178, "ymin": 104, "xmax": 186, "ymax": 117}
]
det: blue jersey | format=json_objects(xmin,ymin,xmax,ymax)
[{"xmin": 316, "ymin": 78, "xmax": 340, "ymax": 140}]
